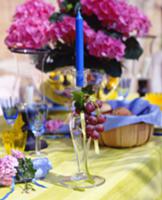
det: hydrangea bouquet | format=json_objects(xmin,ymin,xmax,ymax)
[
  {"xmin": 5, "ymin": 0, "xmax": 151, "ymax": 77},
  {"xmin": 0, "ymin": 150, "xmax": 52, "ymax": 190}
]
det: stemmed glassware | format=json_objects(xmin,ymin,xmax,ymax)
[
  {"xmin": 117, "ymin": 78, "xmax": 131, "ymax": 100},
  {"xmin": 0, "ymin": 75, "xmax": 20, "ymax": 154},
  {"xmin": 8, "ymin": 47, "xmax": 49, "ymax": 156},
  {"xmin": 0, "ymin": 75, "xmax": 20, "ymax": 127},
  {"xmin": 46, "ymin": 67, "xmax": 106, "ymax": 189},
  {"xmin": 25, "ymin": 103, "xmax": 47, "ymax": 156},
  {"xmin": 1, "ymin": 98, "xmax": 19, "ymax": 126},
  {"xmin": 117, "ymin": 67, "xmax": 131, "ymax": 100}
]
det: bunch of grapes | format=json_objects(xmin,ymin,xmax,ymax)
[{"xmin": 84, "ymin": 100, "xmax": 106, "ymax": 140}]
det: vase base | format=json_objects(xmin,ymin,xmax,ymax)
[{"xmin": 59, "ymin": 173, "xmax": 105, "ymax": 189}]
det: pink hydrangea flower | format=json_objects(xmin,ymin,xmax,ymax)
[
  {"xmin": 81, "ymin": 0, "xmax": 151, "ymax": 37},
  {"xmin": 0, "ymin": 156, "xmax": 18, "ymax": 186},
  {"xmin": 84, "ymin": 22, "xmax": 96, "ymax": 44},
  {"xmin": 6, "ymin": 19, "xmax": 53, "ymax": 49},
  {"xmin": 50, "ymin": 16, "xmax": 96, "ymax": 45},
  {"xmin": 50, "ymin": 16, "xmax": 125, "ymax": 60},
  {"xmin": 12, "ymin": 150, "xmax": 25, "ymax": 159},
  {"xmin": 14, "ymin": 0, "xmax": 55, "ymax": 20},
  {"xmin": 46, "ymin": 119, "xmax": 64, "ymax": 132},
  {"xmin": 5, "ymin": 0, "xmax": 55, "ymax": 49},
  {"xmin": 50, "ymin": 16, "xmax": 76, "ymax": 44},
  {"xmin": 87, "ymin": 31, "xmax": 125, "ymax": 61}
]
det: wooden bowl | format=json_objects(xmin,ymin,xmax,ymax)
[{"xmin": 99, "ymin": 123, "xmax": 154, "ymax": 148}]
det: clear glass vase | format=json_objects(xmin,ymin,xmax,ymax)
[
  {"xmin": 60, "ymin": 112, "xmax": 105, "ymax": 189},
  {"xmin": 42, "ymin": 66, "xmax": 120, "ymax": 106},
  {"xmin": 9, "ymin": 48, "xmax": 49, "ymax": 152}
]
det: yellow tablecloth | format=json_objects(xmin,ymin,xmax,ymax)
[{"xmin": 1, "ymin": 136, "xmax": 162, "ymax": 200}]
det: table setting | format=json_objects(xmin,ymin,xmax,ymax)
[{"xmin": 1, "ymin": 0, "xmax": 162, "ymax": 199}]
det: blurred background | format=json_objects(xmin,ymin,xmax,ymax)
[{"xmin": 0, "ymin": 0, "xmax": 162, "ymax": 93}]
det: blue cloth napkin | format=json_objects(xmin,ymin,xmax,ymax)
[{"xmin": 104, "ymin": 98, "xmax": 162, "ymax": 131}]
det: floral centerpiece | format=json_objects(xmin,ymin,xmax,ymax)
[
  {"xmin": 0, "ymin": 150, "xmax": 52, "ymax": 198},
  {"xmin": 5, "ymin": 0, "xmax": 151, "ymax": 77}
]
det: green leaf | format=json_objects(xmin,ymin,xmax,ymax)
[
  {"xmin": 16, "ymin": 158, "xmax": 36, "ymax": 182},
  {"xmin": 82, "ymin": 85, "xmax": 94, "ymax": 95},
  {"xmin": 67, "ymin": 3, "xmax": 73, "ymax": 11},
  {"xmin": 103, "ymin": 29, "xmax": 123, "ymax": 40},
  {"xmin": 72, "ymin": 91, "xmax": 85, "ymax": 110},
  {"xmin": 104, "ymin": 59, "xmax": 122, "ymax": 77},
  {"xmin": 49, "ymin": 13, "xmax": 64, "ymax": 22},
  {"xmin": 124, "ymin": 37, "xmax": 143, "ymax": 60}
]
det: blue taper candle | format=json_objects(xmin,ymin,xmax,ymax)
[{"xmin": 76, "ymin": 10, "xmax": 84, "ymax": 87}]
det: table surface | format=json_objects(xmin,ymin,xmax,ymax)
[{"xmin": 1, "ymin": 136, "xmax": 162, "ymax": 200}]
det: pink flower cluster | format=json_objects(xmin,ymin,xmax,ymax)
[
  {"xmin": 46, "ymin": 119, "xmax": 64, "ymax": 132},
  {"xmin": 0, "ymin": 150, "xmax": 25, "ymax": 186},
  {"xmin": 50, "ymin": 16, "xmax": 76, "ymax": 44},
  {"xmin": 81, "ymin": 0, "xmax": 151, "ymax": 36},
  {"xmin": 51, "ymin": 16, "xmax": 125, "ymax": 60},
  {"xmin": 5, "ymin": 0, "xmax": 150, "ymax": 60},
  {"xmin": 11, "ymin": 150, "xmax": 25, "ymax": 159},
  {"xmin": 0, "ymin": 156, "xmax": 18, "ymax": 186},
  {"xmin": 5, "ymin": 0, "xmax": 55, "ymax": 49},
  {"xmin": 51, "ymin": 16, "xmax": 96, "ymax": 45},
  {"xmin": 87, "ymin": 31, "xmax": 125, "ymax": 61}
]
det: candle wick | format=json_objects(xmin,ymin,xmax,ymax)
[{"xmin": 75, "ymin": 2, "xmax": 82, "ymax": 14}]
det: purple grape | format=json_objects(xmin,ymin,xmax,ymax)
[
  {"xmin": 91, "ymin": 130, "xmax": 100, "ymax": 140},
  {"xmin": 86, "ymin": 125, "xmax": 94, "ymax": 132},
  {"xmin": 96, "ymin": 100, "xmax": 103, "ymax": 108},
  {"xmin": 85, "ymin": 113, "xmax": 90, "ymax": 120},
  {"xmin": 85, "ymin": 102, "xmax": 95, "ymax": 113},
  {"xmin": 97, "ymin": 115, "xmax": 106, "ymax": 124},
  {"xmin": 95, "ymin": 124, "xmax": 104, "ymax": 133},
  {"xmin": 88, "ymin": 116, "xmax": 98, "ymax": 125}
]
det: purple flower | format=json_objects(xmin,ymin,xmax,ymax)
[
  {"xmin": 0, "ymin": 156, "xmax": 18, "ymax": 186},
  {"xmin": 11, "ymin": 150, "xmax": 25, "ymax": 159},
  {"xmin": 45, "ymin": 119, "xmax": 64, "ymax": 132}
]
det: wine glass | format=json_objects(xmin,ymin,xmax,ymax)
[
  {"xmin": 0, "ymin": 74, "xmax": 20, "ymax": 126},
  {"xmin": 1, "ymin": 97, "xmax": 19, "ymax": 126},
  {"xmin": 0, "ymin": 83, "xmax": 20, "ymax": 155},
  {"xmin": 25, "ymin": 103, "xmax": 47, "ymax": 156},
  {"xmin": 117, "ymin": 66, "xmax": 131, "ymax": 100},
  {"xmin": 117, "ymin": 78, "xmax": 131, "ymax": 100}
]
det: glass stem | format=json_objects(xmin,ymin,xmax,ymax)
[
  {"xmin": 69, "ymin": 115, "xmax": 81, "ymax": 174},
  {"xmin": 35, "ymin": 136, "xmax": 40, "ymax": 155}
]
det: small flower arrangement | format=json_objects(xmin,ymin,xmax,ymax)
[
  {"xmin": 0, "ymin": 150, "xmax": 52, "ymax": 191},
  {"xmin": 5, "ymin": 0, "xmax": 151, "ymax": 77}
]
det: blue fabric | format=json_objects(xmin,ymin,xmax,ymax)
[
  {"xmin": 104, "ymin": 98, "xmax": 162, "ymax": 131},
  {"xmin": 32, "ymin": 179, "xmax": 46, "ymax": 188},
  {"xmin": 32, "ymin": 158, "xmax": 52, "ymax": 179}
]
